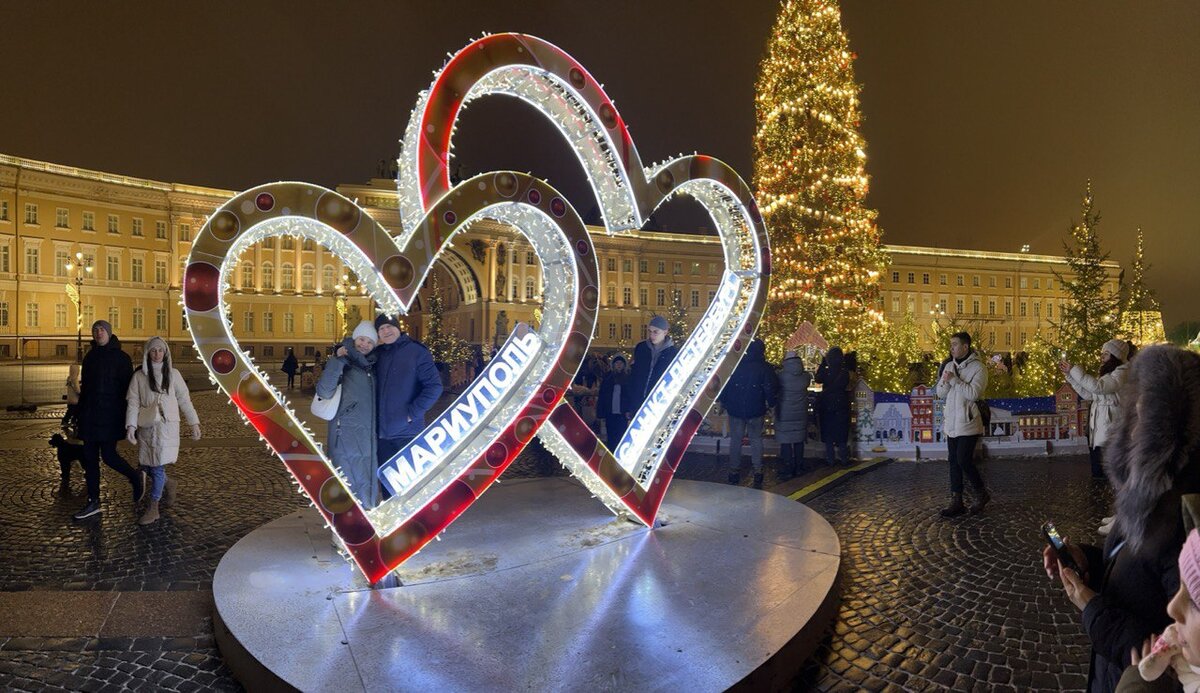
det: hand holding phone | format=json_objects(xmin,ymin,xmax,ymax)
[{"xmin": 1042, "ymin": 521, "xmax": 1083, "ymax": 576}]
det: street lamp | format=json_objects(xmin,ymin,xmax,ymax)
[
  {"xmin": 64, "ymin": 251, "xmax": 94, "ymax": 362},
  {"xmin": 332, "ymin": 273, "xmax": 362, "ymax": 339}
]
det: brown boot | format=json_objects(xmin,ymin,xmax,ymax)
[
  {"xmin": 138, "ymin": 500, "xmax": 160, "ymax": 526},
  {"xmin": 939, "ymin": 493, "xmax": 966, "ymax": 518},
  {"xmin": 162, "ymin": 478, "xmax": 177, "ymax": 507},
  {"xmin": 969, "ymin": 488, "xmax": 991, "ymax": 515}
]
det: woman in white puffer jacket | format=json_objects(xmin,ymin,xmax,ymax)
[{"xmin": 1061, "ymin": 339, "xmax": 1133, "ymax": 479}]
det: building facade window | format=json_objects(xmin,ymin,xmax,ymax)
[
  {"xmin": 156, "ymin": 220, "xmax": 167, "ymax": 239},
  {"xmin": 25, "ymin": 247, "xmax": 39, "ymax": 275},
  {"xmin": 281, "ymin": 263, "xmax": 294, "ymax": 290},
  {"xmin": 527, "ymin": 251, "xmax": 536, "ymax": 265},
  {"xmin": 956, "ymin": 299, "xmax": 964, "ymax": 314},
  {"xmin": 156, "ymin": 308, "xmax": 167, "ymax": 331},
  {"xmin": 606, "ymin": 258, "xmax": 616, "ymax": 272},
  {"xmin": 82, "ymin": 211, "xmax": 95, "ymax": 231},
  {"xmin": 131, "ymin": 258, "xmax": 144, "ymax": 283},
  {"xmin": 0, "ymin": 302, "xmax": 10, "ymax": 327},
  {"xmin": 284, "ymin": 312, "xmax": 294, "ymax": 333},
  {"xmin": 180, "ymin": 224, "xmax": 191, "ymax": 242},
  {"xmin": 673, "ymin": 261, "xmax": 682, "ymax": 275},
  {"xmin": 607, "ymin": 286, "xmax": 616, "ymax": 305},
  {"xmin": 657, "ymin": 261, "xmax": 665, "ymax": 274},
  {"xmin": 26, "ymin": 302, "xmax": 39, "ymax": 328},
  {"xmin": 301, "ymin": 264, "xmax": 314, "ymax": 291},
  {"xmin": 622, "ymin": 323, "xmax": 632, "ymax": 340},
  {"xmin": 304, "ymin": 313, "xmax": 314, "ymax": 333},
  {"xmin": 691, "ymin": 290, "xmax": 700, "ymax": 307},
  {"xmin": 656, "ymin": 288, "xmax": 665, "ymax": 306},
  {"xmin": 322, "ymin": 265, "xmax": 335, "ymax": 288},
  {"xmin": 0, "ymin": 245, "xmax": 9, "ymax": 273},
  {"xmin": 133, "ymin": 307, "xmax": 144, "ymax": 330},
  {"xmin": 263, "ymin": 312, "xmax": 274, "ymax": 332},
  {"xmin": 244, "ymin": 312, "xmax": 254, "ymax": 332},
  {"xmin": 907, "ymin": 272, "xmax": 915, "ymax": 284},
  {"xmin": 0, "ymin": 201, "xmax": 7, "ymax": 221},
  {"xmin": 282, "ymin": 236, "xmax": 294, "ymax": 250},
  {"xmin": 988, "ymin": 300, "xmax": 996, "ymax": 315},
  {"xmin": 55, "ymin": 250, "xmax": 69, "ymax": 277},
  {"xmin": 108, "ymin": 214, "xmax": 119, "ymax": 234},
  {"xmin": 302, "ymin": 238, "xmax": 314, "ymax": 251},
  {"xmin": 973, "ymin": 275, "xmax": 980, "ymax": 287},
  {"xmin": 891, "ymin": 271, "xmax": 900, "ymax": 283},
  {"xmin": 261, "ymin": 262, "xmax": 274, "ymax": 288},
  {"xmin": 525, "ymin": 278, "xmax": 535, "ymax": 300},
  {"xmin": 132, "ymin": 218, "xmax": 143, "ymax": 237},
  {"xmin": 639, "ymin": 288, "xmax": 647, "ymax": 306},
  {"xmin": 24, "ymin": 203, "xmax": 38, "ymax": 225},
  {"xmin": 242, "ymin": 263, "xmax": 254, "ymax": 289},
  {"xmin": 1020, "ymin": 301, "xmax": 1027, "ymax": 317},
  {"xmin": 108, "ymin": 307, "xmax": 119, "ymax": 329},
  {"xmin": 922, "ymin": 273, "xmax": 930, "ymax": 285},
  {"xmin": 56, "ymin": 208, "xmax": 69, "ymax": 228},
  {"xmin": 55, "ymin": 303, "xmax": 68, "ymax": 329},
  {"xmin": 623, "ymin": 259, "xmax": 633, "ymax": 273},
  {"xmin": 939, "ymin": 274, "xmax": 947, "ymax": 285},
  {"xmin": 106, "ymin": 255, "xmax": 119, "ymax": 281},
  {"xmin": 639, "ymin": 260, "xmax": 648, "ymax": 273},
  {"xmin": 622, "ymin": 287, "xmax": 632, "ymax": 306},
  {"xmin": 155, "ymin": 260, "xmax": 167, "ymax": 285}
]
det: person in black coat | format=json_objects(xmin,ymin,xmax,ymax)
[
  {"xmin": 282, "ymin": 350, "xmax": 299, "ymax": 389},
  {"xmin": 815, "ymin": 346, "xmax": 852, "ymax": 466},
  {"xmin": 622, "ymin": 315, "xmax": 679, "ymax": 417},
  {"xmin": 718, "ymin": 339, "xmax": 778, "ymax": 489},
  {"xmin": 597, "ymin": 355, "xmax": 629, "ymax": 451},
  {"xmin": 1042, "ymin": 345, "xmax": 1200, "ymax": 693},
  {"xmin": 72, "ymin": 320, "xmax": 145, "ymax": 520}
]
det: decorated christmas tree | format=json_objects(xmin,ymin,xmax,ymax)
[
  {"xmin": 1118, "ymin": 228, "xmax": 1166, "ymax": 345},
  {"xmin": 422, "ymin": 273, "xmax": 471, "ymax": 367},
  {"xmin": 857, "ymin": 311, "xmax": 922, "ymax": 393},
  {"xmin": 1050, "ymin": 181, "xmax": 1122, "ymax": 366},
  {"xmin": 666, "ymin": 288, "xmax": 689, "ymax": 345},
  {"xmin": 754, "ymin": 0, "xmax": 889, "ymax": 358},
  {"xmin": 1014, "ymin": 332, "xmax": 1061, "ymax": 397}
]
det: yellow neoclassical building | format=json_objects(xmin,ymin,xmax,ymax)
[{"xmin": 0, "ymin": 153, "xmax": 1122, "ymax": 363}]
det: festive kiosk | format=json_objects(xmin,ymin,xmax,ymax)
[{"xmin": 190, "ymin": 34, "xmax": 839, "ymax": 690}]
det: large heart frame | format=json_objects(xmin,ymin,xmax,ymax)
[
  {"xmin": 396, "ymin": 33, "xmax": 771, "ymax": 525},
  {"xmin": 184, "ymin": 175, "xmax": 599, "ymax": 584}
]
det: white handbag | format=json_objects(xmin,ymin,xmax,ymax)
[{"xmin": 311, "ymin": 384, "xmax": 342, "ymax": 420}]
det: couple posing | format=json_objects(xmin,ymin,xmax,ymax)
[{"xmin": 315, "ymin": 314, "xmax": 443, "ymax": 510}]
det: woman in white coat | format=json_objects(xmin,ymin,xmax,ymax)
[
  {"xmin": 1061, "ymin": 339, "xmax": 1133, "ymax": 479},
  {"xmin": 125, "ymin": 336, "xmax": 200, "ymax": 525}
]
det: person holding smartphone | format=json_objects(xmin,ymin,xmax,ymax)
[
  {"xmin": 1061, "ymin": 339, "xmax": 1134, "ymax": 481},
  {"xmin": 1040, "ymin": 344, "xmax": 1200, "ymax": 693},
  {"xmin": 935, "ymin": 331, "xmax": 990, "ymax": 517}
]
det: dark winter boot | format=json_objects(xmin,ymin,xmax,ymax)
[
  {"xmin": 752, "ymin": 472, "xmax": 764, "ymax": 490},
  {"xmin": 138, "ymin": 500, "xmax": 160, "ymax": 526},
  {"xmin": 939, "ymin": 493, "xmax": 966, "ymax": 518},
  {"xmin": 727, "ymin": 471, "xmax": 741, "ymax": 486},
  {"xmin": 969, "ymin": 489, "xmax": 991, "ymax": 515}
]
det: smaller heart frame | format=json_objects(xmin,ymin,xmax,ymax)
[{"xmin": 184, "ymin": 174, "xmax": 600, "ymax": 584}]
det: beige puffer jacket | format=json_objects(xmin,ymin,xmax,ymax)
[
  {"xmin": 125, "ymin": 364, "xmax": 199, "ymax": 467},
  {"xmin": 1066, "ymin": 363, "xmax": 1128, "ymax": 448},
  {"xmin": 936, "ymin": 351, "xmax": 988, "ymax": 438}
]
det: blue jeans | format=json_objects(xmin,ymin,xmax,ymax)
[
  {"xmin": 144, "ymin": 466, "xmax": 167, "ymax": 501},
  {"xmin": 728, "ymin": 416, "xmax": 765, "ymax": 472}
]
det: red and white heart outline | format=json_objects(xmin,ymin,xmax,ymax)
[
  {"xmin": 397, "ymin": 33, "xmax": 771, "ymax": 525},
  {"xmin": 184, "ymin": 175, "xmax": 599, "ymax": 583}
]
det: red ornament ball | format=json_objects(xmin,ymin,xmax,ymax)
[{"xmin": 183, "ymin": 263, "xmax": 220, "ymax": 313}]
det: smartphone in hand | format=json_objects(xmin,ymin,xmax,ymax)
[{"xmin": 1042, "ymin": 521, "xmax": 1083, "ymax": 575}]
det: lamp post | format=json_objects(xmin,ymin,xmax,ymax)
[
  {"xmin": 64, "ymin": 251, "xmax": 94, "ymax": 362},
  {"xmin": 332, "ymin": 273, "xmax": 363, "ymax": 340}
]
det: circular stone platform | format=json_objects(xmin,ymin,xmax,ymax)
[{"xmin": 212, "ymin": 478, "xmax": 840, "ymax": 691}]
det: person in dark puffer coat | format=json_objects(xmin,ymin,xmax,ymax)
[
  {"xmin": 317, "ymin": 321, "xmax": 380, "ymax": 510},
  {"xmin": 815, "ymin": 346, "xmax": 852, "ymax": 467},
  {"xmin": 1042, "ymin": 345, "xmax": 1200, "ymax": 693},
  {"xmin": 718, "ymin": 339, "xmax": 778, "ymax": 489},
  {"xmin": 73, "ymin": 320, "xmax": 145, "ymax": 521}
]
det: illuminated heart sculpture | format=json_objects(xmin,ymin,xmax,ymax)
[
  {"xmin": 396, "ymin": 33, "xmax": 771, "ymax": 525},
  {"xmin": 184, "ymin": 175, "xmax": 599, "ymax": 584}
]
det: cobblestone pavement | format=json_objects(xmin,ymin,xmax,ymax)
[
  {"xmin": 2, "ymin": 389, "xmax": 1111, "ymax": 691},
  {"xmin": 798, "ymin": 456, "xmax": 1112, "ymax": 692}
]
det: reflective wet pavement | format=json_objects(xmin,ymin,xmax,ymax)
[{"xmin": 0, "ymin": 390, "xmax": 1107, "ymax": 691}]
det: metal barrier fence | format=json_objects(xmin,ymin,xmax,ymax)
[{"xmin": 0, "ymin": 361, "xmax": 219, "ymax": 409}]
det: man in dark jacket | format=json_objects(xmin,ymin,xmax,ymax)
[
  {"xmin": 373, "ymin": 314, "xmax": 443, "ymax": 498},
  {"xmin": 597, "ymin": 355, "xmax": 629, "ymax": 451},
  {"xmin": 718, "ymin": 339, "xmax": 778, "ymax": 489},
  {"xmin": 622, "ymin": 315, "xmax": 678, "ymax": 418},
  {"xmin": 73, "ymin": 320, "xmax": 145, "ymax": 520}
]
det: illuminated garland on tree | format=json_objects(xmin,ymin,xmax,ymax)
[
  {"xmin": 1014, "ymin": 331, "xmax": 1061, "ymax": 397},
  {"xmin": 1050, "ymin": 181, "xmax": 1122, "ymax": 366},
  {"xmin": 1118, "ymin": 228, "xmax": 1165, "ymax": 345},
  {"xmin": 753, "ymin": 0, "xmax": 888, "ymax": 358},
  {"xmin": 422, "ymin": 272, "xmax": 471, "ymax": 367}
]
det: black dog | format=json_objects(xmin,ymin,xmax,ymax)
[{"xmin": 49, "ymin": 433, "xmax": 85, "ymax": 494}]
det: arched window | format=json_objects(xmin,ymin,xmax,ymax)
[
  {"xmin": 261, "ymin": 262, "xmax": 274, "ymax": 289},
  {"xmin": 301, "ymin": 264, "xmax": 315, "ymax": 291},
  {"xmin": 322, "ymin": 265, "xmax": 335, "ymax": 289},
  {"xmin": 241, "ymin": 262, "xmax": 254, "ymax": 290},
  {"xmin": 281, "ymin": 263, "xmax": 294, "ymax": 291}
]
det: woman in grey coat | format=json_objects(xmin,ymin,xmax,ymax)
[
  {"xmin": 775, "ymin": 350, "xmax": 812, "ymax": 480},
  {"xmin": 316, "ymin": 321, "xmax": 380, "ymax": 509}
]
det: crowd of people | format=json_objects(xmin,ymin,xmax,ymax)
[{"xmin": 59, "ymin": 308, "xmax": 1200, "ymax": 690}]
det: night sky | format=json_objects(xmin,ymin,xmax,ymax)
[{"xmin": 1, "ymin": 1, "xmax": 1195, "ymax": 326}]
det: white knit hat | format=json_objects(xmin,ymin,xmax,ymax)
[
  {"xmin": 351, "ymin": 320, "xmax": 378, "ymax": 343},
  {"xmin": 1102, "ymin": 339, "xmax": 1130, "ymax": 363}
]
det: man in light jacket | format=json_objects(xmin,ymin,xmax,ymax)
[{"xmin": 935, "ymin": 331, "xmax": 990, "ymax": 517}]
